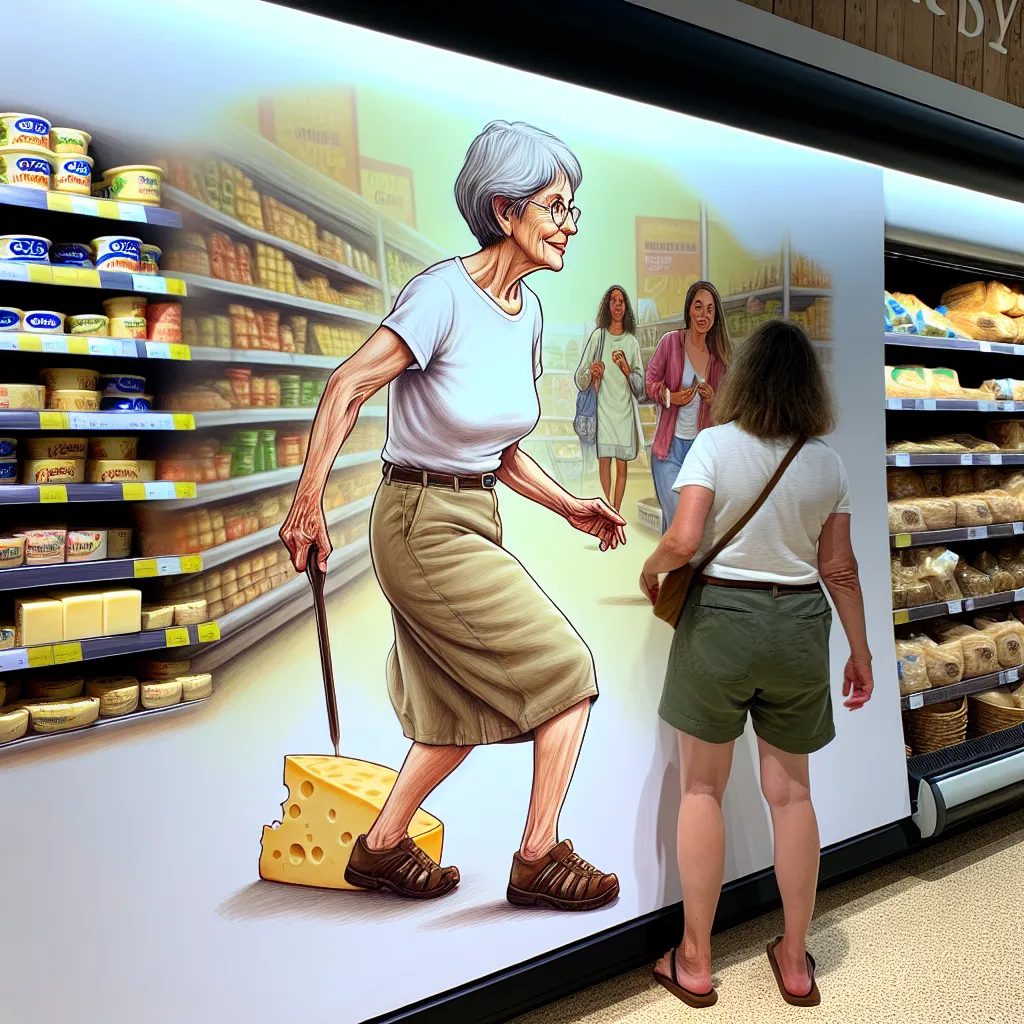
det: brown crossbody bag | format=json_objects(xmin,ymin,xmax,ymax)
[{"xmin": 653, "ymin": 436, "xmax": 807, "ymax": 627}]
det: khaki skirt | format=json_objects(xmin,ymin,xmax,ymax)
[{"xmin": 369, "ymin": 477, "xmax": 597, "ymax": 746}]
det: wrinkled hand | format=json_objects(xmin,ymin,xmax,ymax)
[
  {"xmin": 843, "ymin": 656, "xmax": 874, "ymax": 710},
  {"xmin": 613, "ymin": 350, "xmax": 630, "ymax": 377},
  {"xmin": 697, "ymin": 381, "xmax": 714, "ymax": 402},
  {"xmin": 280, "ymin": 492, "xmax": 332, "ymax": 573},
  {"xmin": 590, "ymin": 360, "xmax": 605, "ymax": 392},
  {"xmin": 640, "ymin": 568, "xmax": 659, "ymax": 604},
  {"xmin": 671, "ymin": 383, "xmax": 699, "ymax": 407},
  {"xmin": 566, "ymin": 496, "xmax": 627, "ymax": 551}
]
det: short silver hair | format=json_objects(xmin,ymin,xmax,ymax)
[{"xmin": 454, "ymin": 121, "xmax": 583, "ymax": 248}]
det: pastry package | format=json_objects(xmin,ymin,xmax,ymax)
[
  {"xmin": 952, "ymin": 496, "xmax": 994, "ymax": 528},
  {"xmin": 940, "ymin": 281, "xmax": 988, "ymax": 312},
  {"xmin": 982, "ymin": 379, "xmax": 1024, "ymax": 401},
  {"xmin": 969, "ymin": 550, "xmax": 1016, "ymax": 593},
  {"xmin": 921, "ymin": 469, "xmax": 943, "ymax": 496},
  {"xmin": 929, "ymin": 367, "xmax": 963, "ymax": 397},
  {"xmin": 915, "ymin": 547, "xmax": 962, "ymax": 603},
  {"xmin": 918, "ymin": 497, "xmax": 957, "ymax": 530},
  {"xmin": 981, "ymin": 490, "xmax": 1021, "ymax": 524},
  {"xmin": 987, "ymin": 420, "xmax": 1024, "ymax": 450},
  {"xmin": 889, "ymin": 501, "xmax": 925, "ymax": 534},
  {"xmin": 941, "ymin": 468, "xmax": 976, "ymax": 496},
  {"xmin": 888, "ymin": 294, "xmax": 963, "ymax": 338},
  {"xmin": 887, "ymin": 469, "xmax": 927, "ymax": 501},
  {"xmin": 979, "ymin": 620, "xmax": 1024, "ymax": 668},
  {"xmin": 885, "ymin": 366, "xmax": 932, "ymax": 398},
  {"xmin": 895, "ymin": 637, "xmax": 932, "ymax": 696},
  {"xmin": 973, "ymin": 466, "xmax": 1005, "ymax": 492},
  {"xmin": 884, "ymin": 293, "xmax": 914, "ymax": 331},
  {"xmin": 954, "ymin": 558, "xmax": 995, "ymax": 597},
  {"xmin": 944, "ymin": 310, "xmax": 1017, "ymax": 342}
]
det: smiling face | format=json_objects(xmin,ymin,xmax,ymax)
[
  {"xmin": 688, "ymin": 288, "xmax": 716, "ymax": 335},
  {"xmin": 608, "ymin": 288, "xmax": 626, "ymax": 325},
  {"xmin": 508, "ymin": 171, "xmax": 577, "ymax": 273}
]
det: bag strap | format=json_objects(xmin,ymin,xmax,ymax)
[
  {"xmin": 597, "ymin": 327, "xmax": 607, "ymax": 364},
  {"xmin": 695, "ymin": 436, "xmax": 807, "ymax": 575}
]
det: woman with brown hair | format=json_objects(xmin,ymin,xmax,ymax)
[
  {"xmin": 640, "ymin": 320, "xmax": 873, "ymax": 1008},
  {"xmin": 575, "ymin": 285, "xmax": 644, "ymax": 511},
  {"xmin": 645, "ymin": 280, "xmax": 732, "ymax": 533}
]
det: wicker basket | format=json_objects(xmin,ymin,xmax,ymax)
[
  {"xmin": 907, "ymin": 698, "xmax": 968, "ymax": 754},
  {"xmin": 637, "ymin": 497, "xmax": 663, "ymax": 533},
  {"xmin": 905, "ymin": 743, "xmax": 913, "ymax": 759},
  {"xmin": 968, "ymin": 696, "xmax": 1024, "ymax": 737}
]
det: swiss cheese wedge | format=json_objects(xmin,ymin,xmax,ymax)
[{"xmin": 259, "ymin": 756, "xmax": 443, "ymax": 891}]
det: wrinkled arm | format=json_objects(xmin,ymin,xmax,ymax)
[
  {"xmin": 496, "ymin": 443, "xmax": 575, "ymax": 518},
  {"xmin": 643, "ymin": 485, "xmax": 714, "ymax": 577},
  {"xmin": 818, "ymin": 513, "xmax": 871, "ymax": 662}
]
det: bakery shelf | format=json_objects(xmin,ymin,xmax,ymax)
[
  {"xmin": 891, "ymin": 523, "xmax": 1024, "ymax": 549},
  {"xmin": 893, "ymin": 589, "xmax": 1024, "ymax": 625},
  {"xmin": 0, "ymin": 480, "xmax": 196, "ymax": 506},
  {"xmin": 884, "ymin": 331, "xmax": 1024, "ymax": 356},
  {"xmin": 0, "ymin": 410, "xmax": 195, "ymax": 431},
  {"xmin": 0, "ymin": 183, "xmax": 183, "ymax": 228},
  {"xmin": 885, "ymin": 398, "xmax": 1024, "ymax": 412},
  {"xmin": 165, "ymin": 273, "xmax": 379, "ymax": 326},
  {"xmin": 0, "ymin": 694, "xmax": 210, "ymax": 754},
  {"xmin": 0, "ymin": 260, "xmax": 187, "ymax": 296},
  {"xmin": 0, "ymin": 620, "xmax": 221, "ymax": 675},
  {"xmin": 165, "ymin": 186, "xmax": 383, "ymax": 291},
  {"xmin": 198, "ymin": 494, "xmax": 373, "ymax": 569},
  {"xmin": 194, "ymin": 538, "xmax": 371, "ymax": 674},
  {"xmin": 189, "ymin": 346, "xmax": 343, "ymax": 369},
  {"xmin": 189, "ymin": 405, "xmax": 384, "ymax": 428},
  {"xmin": 172, "ymin": 449, "xmax": 379, "ymax": 508},
  {"xmin": 887, "ymin": 453, "xmax": 1024, "ymax": 467},
  {"xmin": 901, "ymin": 665, "xmax": 1021, "ymax": 711},
  {"xmin": 0, "ymin": 554, "xmax": 203, "ymax": 593}
]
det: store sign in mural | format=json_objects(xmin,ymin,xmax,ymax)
[
  {"xmin": 635, "ymin": 216, "xmax": 702, "ymax": 320},
  {"xmin": 360, "ymin": 157, "xmax": 417, "ymax": 228}
]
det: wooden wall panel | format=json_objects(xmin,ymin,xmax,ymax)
[{"xmin": 730, "ymin": 0, "xmax": 1024, "ymax": 109}]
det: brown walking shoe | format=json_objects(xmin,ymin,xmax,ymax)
[
  {"xmin": 344, "ymin": 835, "xmax": 460, "ymax": 899},
  {"xmin": 507, "ymin": 839, "xmax": 619, "ymax": 911}
]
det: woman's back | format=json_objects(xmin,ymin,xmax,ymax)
[{"xmin": 676, "ymin": 422, "xmax": 850, "ymax": 586}]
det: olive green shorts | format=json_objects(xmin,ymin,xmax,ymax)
[{"xmin": 659, "ymin": 583, "xmax": 836, "ymax": 755}]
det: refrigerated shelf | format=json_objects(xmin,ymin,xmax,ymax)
[
  {"xmin": 190, "ymin": 406, "xmax": 384, "ymax": 428},
  {"xmin": 0, "ymin": 260, "xmax": 187, "ymax": 295},
  {"xmin": 0, "ymin": 183, "xmax": 183, "ymax": 228},
  {"xmin": 0, "ymin": 480, "xmax": 196, "ymax": 505},
  {"xmin": 0, "ymin": 554, "xmax": 203, "ymax": 593}
]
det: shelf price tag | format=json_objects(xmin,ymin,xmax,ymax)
[
  {"xmin": 26, "ymin": 264, "xmax": 53, "ymax": 285},
  {"xmin": 1014, "ymin": 523, "xmax": 1024, "ymax": 536},
  {"xmin": 991, "ymin": 454, "xmax": 1004, "ymax": 466},
  {"xmin": 893, "ymin": 610, "xmax": 910, "ymax": 625},
  {"xmin": 197, "ymin": 622, "xmax": 221, "ymax": 644},
  {"xmin": 66, "ymin": 337, "xmax": 90, "ymax": 356},
  {"xmin": 121, "ymin": 482, "xmax": 147, "ymax": 501},
  {"xmin": 116, "ymin": 202, "xmax": 147, "ymax": 223},
  {"xmin": 38, "ymin": 411, "xmax": 68, "ymax": 430},
  {"xmin": 908, "ymin": 693, "xmax": 925, "ymax": 710},
  {"xmin": 172, "ymin": 414, "xmax": 195, "ymax": 431},
  {"xmin": 27, "ymin": 646, "xmax": 54, "ymax": 668},
  {"xmin": 893, "ymin": 533, "xmax": 912, "ymax": 549},
  {"xmin": 980, "ymin": 401, "xmax": 996, "ymax": 412},
  {"xmin": 131, "ymin": 274, "xmax": 168, "ymax": 294},
  {"xmin": 0, "ymin": 649, "xmax": 29, "ymax": 672},
  {"xmin": 922, "ymin": 399, "xmax": 936, "ymax": 411},
  {"xmin": 53, "ymin": 642, "xmax": 83, "ymax": 665},
  {"xmin": 947, "ymin": 600, "xmax": 963, "ymax": 615},
  {"xmin": 894, "ymin": 454, "xmax": 910, "ymax": 467},
  {"xmin": 164, "ymin": 627, "xmax": 190, "ymax": 648},
  {"xmin": 133, "ymin": 559, "xmax": 159, "ymax": 578},
  {"xmin": 966, "ymin": 527, "xmax": 988, "ymax": 540},
  {"xmin": 964, "ymin": 598, "xmax": 976, "ymax": 611},
  {"xmin": 45, "ymin": 192, "xmax": 73, "ymax": 214},
  {"xmin": 174, "ymin": 481, "xmax": 197, "ymax": 498},
  {"xmin": 979, "ymin": 341, "xmax": 993, "ymax": 353},
  {"xmin": 179, "ymin": 554, "xmax": 203, "ymax": 573},
  {"xmin": 142, "ymin": 481, "xmax": 176, "ymax": 500},
  {"xmin": 1004, "ymin": 668, "xmax": 1021, "ymax": 685},
  {"xmin": 51, "ymin": 266, "xmax": 79, "ymax": 287},
  {"xmin": 168, "ymin": 344, "xmax": 191, "ymax": 361},
  {"xmin": 71, "ymin": 196, "xmax": 100, "ymax": 218},
  {"xmin": 38, "ymin": 484, "xmax": 67, "ymax": 503},
  {"xmin": 17, "ymin": 334, "xmax": 42, "ymax": 352},
  {"xmin": 1016, "ymin": 589, "xmax": 1024, "ymax": 603},
  {"xmin": 76, "ymin": 269, "xmax": 101, "ymax": 288},
  {"xmin": 156, "ymin": 557, "xmax": 182, "ymax": 576},
  {"xmin": 145, "ymin": 342, "xmax": 172, "ymax": 359},
  {"xmin": 960, "ymin": 454, "xmax": 974, "ymax": 466},
  {"xmin": 0, "ymin": 262, "xmax": 30, "ymax": 282}
]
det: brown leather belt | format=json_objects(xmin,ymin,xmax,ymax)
[
  {"xmin": 384, "ymin": 462, "xmax": 497, "ymax": 491},
  {"xmin": 700, "ymin": 575, "xmax": 821, "ymax": 594}
]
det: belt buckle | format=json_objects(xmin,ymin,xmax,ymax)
[{"xmin": 481, "ymin": 472, "xmax": 497, "ymax": 489}]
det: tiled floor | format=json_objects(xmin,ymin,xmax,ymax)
[{"xmin": 515, "ymin": 808, "xmax": 1024, "ymax": 1023}]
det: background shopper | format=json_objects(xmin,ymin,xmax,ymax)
[
  {"xmin": 575, "ymin": 285, "xmax": 645, "ymax": 511},
  {"xmin": 640, "ymin": 320, "xmax": 874, "ymax": 1008},
  {"xmin": 645, "ymin": 281, "xmax": 731, "ymax": 534}
]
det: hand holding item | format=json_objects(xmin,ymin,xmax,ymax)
[
  {"xmin": 640, "ymin": 567, "xmax": 659, "ymax": 604},
  {"xmin": 670, "ymin": 382, "xmax": 699, "ymax": 407},
  {"xmin": 697, "ymin": 380, "xmax": 714, "ymax": 402},
  {"xmin": 590, "ymin": 360, "xmax": 605, "ymax": 391},
  {"xmin": 660, "ymin": 384, "xmax": 671, "ymax": 408},
  {"xmin": 280, "ymin": 492, "xmax": 332, "ymax": 573},
  {"xmin": 566, "ymin": 496, "xmax": 627, "ymax": 551},
  {"xmin": 842, "ymin": 655, "xmax": 874, "ymax": 710},
  {"xmin": 612, "ymin": 349, "xmax": 630, "ymax": 377}
]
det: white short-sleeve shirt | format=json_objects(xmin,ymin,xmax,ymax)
[
  {"xmin": 673, "ymin": 422, "xmax": 851, "ymax": 585},
  {"xmin": 381, "ymin": 258, "xmax": 543, "ymax": 475}
]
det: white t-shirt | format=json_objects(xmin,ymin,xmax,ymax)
[
  {"xmin": 673, "ymin": 422, "xmax": 851, "ymax": 585},
  {"xmin": 674, "ymin": 351, "xmax": 702, "ymax": 440},
  {"xmin": 381, "ymin": 258, "xmax": 543, "ymax": 474}
]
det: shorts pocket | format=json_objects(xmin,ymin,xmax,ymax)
[
  {"xmin": 775, "ymin": 606, "xmax": 832, "ymax": 682},
  {"xmin": 688, "ymin": 604, "xmax": 757, "ymax": 683}
]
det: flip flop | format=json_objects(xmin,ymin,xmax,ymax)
[
  {"xmin": 653, "ymin": 946, "xmax": 718, "ymax": 1008},
  {"xmin": 766, "ymin": 936, "xmax": 821, "ymax": 1007}
]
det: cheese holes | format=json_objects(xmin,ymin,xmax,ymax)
[
  {"xmin": 327, "ymin": 809, "xmax": 337, "ymax": 822},
  {"xmin": 288, "ymin": 803, "xmax": 301, "ymax": 818},
  {"xmin": 339, "ymin": 832, "xmax": 353, "ymax": 846},
  {"xmin": 289, "ymin": 844, "xmax": 305, "ymax": 864},
  {"xmin": 301, "ymin": 781, "xmax": 314, "ymax": 798},
  {"xmin": 272, "ymin": 850, "xmax": 282, "ymax": 860},
  {"xmin": 365, "ymin": 789, "xmax": 382, "ymax": 797},
  {"xmin": 311, "ymin": 847, "xmax": 324, "ymax": 864}
]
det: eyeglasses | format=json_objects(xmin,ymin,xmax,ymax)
[{"xmin": 527, "ymin": 198, "xmax": 581, "ymax": 229}]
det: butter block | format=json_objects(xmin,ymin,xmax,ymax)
[
  {"xmin": 101, "ymin": 589, "xmax": 141, "ymax": 636},
  {"xmin": 58, "ymin": 591, "xmax": 104, "ymax": 641},
  {"xmin": 0, "ymin": 708, "xmax": 29, "ymax": 744},
  {"xmin": 141, "ymin": 605, "xmax": 174, "ymax": 630},
  {"xmin": 178, "ymin": 673, "xmax": 212, "ymax": 701},
  {"xmin": 259, "ymin": 756, "xmax": 444, "ymax": 891},
  {"xmin": 140, "ymin": 678, "xmax": 182, "ymax": 709},
  {"xmin": 14, "ymin": 597, "xmax": 63, "ymax": 646}
]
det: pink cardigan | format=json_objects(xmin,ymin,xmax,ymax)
[{"xmin": 645, "ymin": 330, "xmax": 726, "ymax": 461}]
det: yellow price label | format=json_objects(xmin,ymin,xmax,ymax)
[
  {"xmin": 46, "ymin": 192, "xmax": 74, "ymax": 213},
  {"xmin": 27, "ymin": 646, "xmax": 54, "ymax": 668},
  {"xmin": 39, "ymin": 411, "xmax": 68, "ymax": 429},
  {"xmin": 53, "ymin": 641, "xmax": 83, "ymax": 665},
  {"xmin": 179, "ymin": 554, "xmax": 203, "ymax": 573},
  {"xmin": 26, "ymin": 264, "xmax": 53, "ymax": 285},
  {"xmin": 172, "ymin": 413, "xmax": 195, "ymax": 431},
  {"xmin": 67, "ymin": 337, "xmax": 90, "ymax": 355},
  {"xmin": 95, "ymin": 199, "xmax": 119, "ymax": 218},
  {"xmin": 165, "ymin": 278, "xmax": 187, "ymax": 296},
  {"xmin": 121, "ymin": 483, "xmax": 147, "ymax": 501},
  {"xmin": 893, "ymin": 610, "xmax": 910, "ymax": 626},
  {"xmin": 197, "ymin": 622, "xmax": 221, "ymax": 644},
  {"xmin": 174, "ymin": 481, "xmax": 197, "ymax": 498},
  {"xmin": 17, "ymin": 334, "xmax": 42, "ymax": 352},
  {"xmin": 38, "ymin": 484, "xmax": 67, "ymax": 503},
  {"xmin": 164, "ymin": 627, "xmax": 190, "ymax": 648},
  {"xmin": 894, "ymin": 534, "xmax": 912, "ymax": 549},
  {"xmin": 168, "ymin": 344, "xmax": 191, "ymax": 361},
  {"xmin": 76, "ymin": 269, "xmax": 101, "ymax": 288},
  {"xmin": 51, "ymin": 266, "xmax": 80, "ymax": 287},
  {"xmin": 133, "ymin": 559, "xmax": 159, "ymax": 578}
]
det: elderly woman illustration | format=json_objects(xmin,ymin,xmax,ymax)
[{"xmin": 281, "ymin": 121, "xmax": 624, "ymax": 910}]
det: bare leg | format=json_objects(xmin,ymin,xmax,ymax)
[
  {"xmin": 598, "ymin": 457, "xmax": 612, "ymax": 506},
  {"xmin": 366, "ymin": 742, "xmax": 472, "ymax": 850},
  {"xmin": 655, "ymin": 733, "xmax": 735, "ymax": 995},
  {"xmin": 758, "ymin": 738, "xmax": 818, "ymax": 997},
  {"xmin": 612, "ymin": 458, "xmax": 628, "ymax": 512},
  {"xmin": 519, "ymin": 698, "xmax": 590, "ymax": 860}
]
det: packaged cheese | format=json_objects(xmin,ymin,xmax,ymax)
[
  {"xmin": 953, "ymin": 497, "xmax": 993, "ymax": 528},
  {"xmin": 15, "ymin": 597, "xmax": 63, "ymax": 646},
  {"xmin": 20, "ymin": 459, "xmax": 84, "ymax": 485},
  {"xmin": 101, "ymin": 589, "xmax": 141, "ymax": 635},
  {"xmin": 24, "ymin": 436, "xmax": 87, "ymax": 459},
  {"xmin": 178, "ymin": 672, "xmax": 213, "ymax": 701},
  {"xmin": 889, "ymin": 501, "xmax": 926, "ymax": 534},
  {"xmin": 57, "ymin": 591, "xmax": 103, "ymax": 641},
  {"xmin": 66, "ymin": 529, "xmax": 106, "ymax": 563},
  {"xmin": 140, "ymin": 678, "xmax": 182, "ymax": 709},
  {"xmin": 88, "ymin": 436, "xmax": 138, "ymax": 460},
  {"xmin": 86, "ymin": 676, "xmax": 140, "ymax": 717},
  {"xmin": 15, "ymin": 696, "xmax": 100, "ymax": 733},
  {"xmin": 19, "ymin": 528, "xmax": 66, "ymax": 565},
  {"xmin": 887, "ymin": 469, "xmax": 926, "ymax": 501},
  {"xmin": 895, "ymin": 638, "xmax": 932, "ymax": 695},
  {"xmin": 0, "ymin": 384, "xmax": 45, "ymax": 409},
  {"xmin": 0, "ymin": 536, "xmax": 25, "ymax": 569},
  {"xmin": 86, "ymin": 459, "xmax": 141, "ymax": 483},
  {"xmin": 0, "ymin": 708, "xmax": 29, "ymax": 745},
  {"xmin": 145, "ymin": 658, "xmax": 190, "ymax": 679}
]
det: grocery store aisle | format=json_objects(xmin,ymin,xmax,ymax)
[{"xmin": 515, "ymin": 807, "xmax": 1024, "ymax": 1024}]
